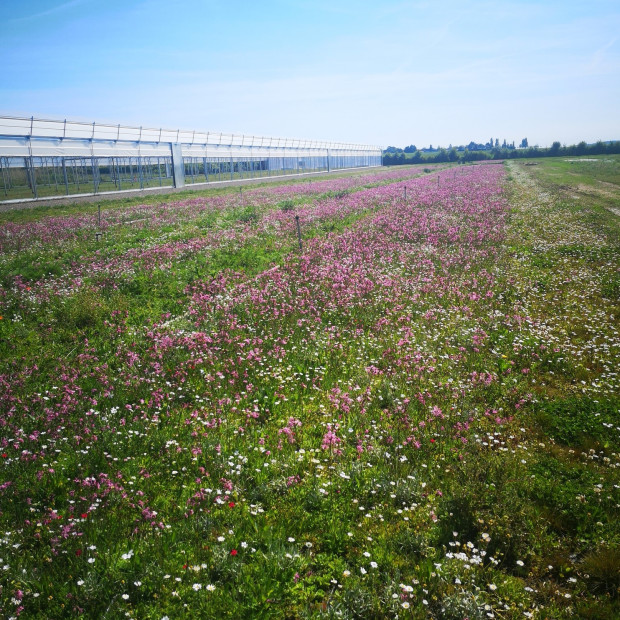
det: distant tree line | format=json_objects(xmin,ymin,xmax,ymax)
[{"xmin": 383, "ymin": 139, "xmax": 620, "ymax": 166}]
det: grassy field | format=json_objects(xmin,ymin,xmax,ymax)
[
  {"xmin": 521, "ymin": 154, "xmax": 620, "ymax": 188},
  {"xmin": 0, "ymin": 160, "xmax": 618, "ymax": 618}
]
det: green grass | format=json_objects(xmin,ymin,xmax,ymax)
[
  {"xmin": 516, "ymin": 155, "xmax": 620, "ymax": 245},
  {"xmin": 524, "ymin": 154, "xmax": 620, "ymax": 187},
  {"xmin": 0, "ymin": 162, "xmax": 619, "ymax": 618}
]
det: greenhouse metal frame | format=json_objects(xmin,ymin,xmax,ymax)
[{"xmin": 0, "ymin": 116, "xmax": 382, "ymax": 202}]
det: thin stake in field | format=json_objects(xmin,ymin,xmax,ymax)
[{"xmin": 95, "ymin": 204, "xmax": 102, "ymax": 241}]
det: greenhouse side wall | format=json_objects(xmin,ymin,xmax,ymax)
[{"xmin": 0, "ymin": 117, "xmax": 382, "ymax": 202}]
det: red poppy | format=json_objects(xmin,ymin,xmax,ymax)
[
  {"xmin": 430, "ymin": 438, "xmax": 436, "ymax": 443},
  {"xmin": 81, "ymin": 513, "xmax": 88, "ymax": 519},
  {"xmin": 75, "ymin": 549, "xmax": 82, "ymax": 556},
  {"xmin": 228, "ymin": 502, "xmax": 235, "ymax": 509},
  {"xmin": 230, "ymin": 549, "xmax": 238, "ymax": 556}
]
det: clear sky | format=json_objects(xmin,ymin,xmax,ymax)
[{"xmin": 1, "ymin": 0, "xmax": 619, "ymax": 148}]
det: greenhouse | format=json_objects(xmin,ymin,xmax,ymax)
[{"xmin": 0, "ymin": 116, "xmax": 382, "ymax": 202}]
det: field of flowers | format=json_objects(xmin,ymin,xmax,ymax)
[{"xmin": 0, "ymin": 161, "xmax": 618, "ymax": 618}]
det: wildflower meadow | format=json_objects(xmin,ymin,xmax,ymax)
[{"xmin": 0, "ymin": 159, "xmax": 618, "ymax": 618}]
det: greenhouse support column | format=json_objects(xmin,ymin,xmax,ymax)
[
  {"xmin": 27, "ymin": 138, "xmax": 38, "ymax": 199},
  {"xmin": 327, "ymin": 149, "xmax": 330, "ymax": 173},
  {"xmin": 62, "ymin": 158, "xmax": 69, "ymax": 195},
  {"xmin": 92, "ymin": 157, "xmax": 98, "ymax": 193},
  {"xmin": 170, "ymin": 143, "xmax": 185, "ymax": 188},
  {"xmin": 117, "ymin": 159, "xmax": 123, "ymax": 190}
]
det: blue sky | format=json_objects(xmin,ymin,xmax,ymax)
[{"xmin": 1, "ymin": 0, "xmax": 619, "ymax": 148}]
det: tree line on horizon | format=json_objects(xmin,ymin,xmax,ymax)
[{"xmin": 382, "ymin": 139, "xmax": 620, "ymax": 165}]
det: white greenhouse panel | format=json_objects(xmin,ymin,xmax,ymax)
[{"xmin": 0, "ymin": 116, "xmax": 382, "ymax": 202}]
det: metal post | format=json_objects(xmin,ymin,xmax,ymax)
[
  {"xmin": 170, "ymin": 143, "xmax": 185, "ymax": 188},
  {"xmin": 52, "ymin": 158, "xmax": 59, "ymax": 193},
  {"xmin": 44, "ymin": 157, "xmax": 52, "ymax": 189},
  {"xmin": 117, "ymin": 158, "xmax": 122, "ymax": 190},
  {"xmin": 27, "ymin": 137, "xmax": 38, "ymax": 199},
  {"xmin": 138, "ymin": 156, "xmax": 144, "ymax": 189},
  {"xmin": 7, "ymin": 160, "xmax": 13, "ymax": 193},
  {"xmin": 0, "ymin": 158, "xmax": 8, "ymax": 197},
  {"xmin": 92, "ymin": 157, "xmax": 98, "ymax": 193},
  {"xmin": 230, "ymin": 154, "xmax": 234, "ymax": 181},
  {"xmin": 72, "ymin": 161, "xmax": 79, "ymax": 191}
]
